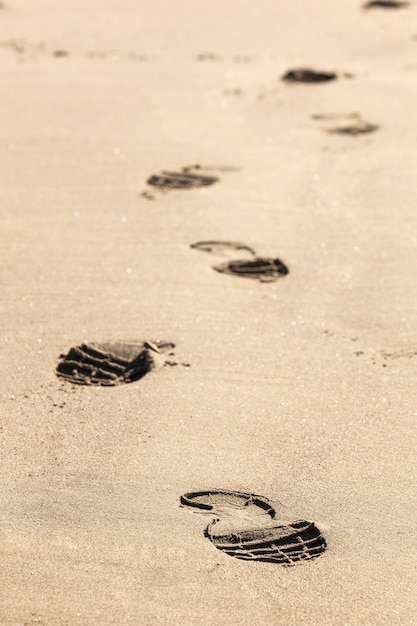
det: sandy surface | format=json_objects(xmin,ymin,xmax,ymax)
[{"xmin": 1, "ymin": 1, "xmax": 417, "ymax": 624}]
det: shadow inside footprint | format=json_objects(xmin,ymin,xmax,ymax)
[
  {"xmin": 181, "ymin": 489, "xmax": 327, "ymax": 566},
  {"xmin": 213, "ymin": 257, "xmax": 289, "ymax": 282},
  {"xmin": 363, "ymin": 1, "xmax": 409, "ymax": 8},
  {"xmin": 56, "ymin": 340, "xmax": 175, "ymax": 386},
  {"xmin": 282, "ymin": 68, "xmax": 337, "ymax": 83}
]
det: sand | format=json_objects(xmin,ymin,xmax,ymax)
[{"xmin": 1, "ymin": 0, "xmax": 417, "ymax": 624}]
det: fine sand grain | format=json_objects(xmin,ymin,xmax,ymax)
[{"xmin": 1, "ymin": 1, "xmax": 417, "ymax": 624}]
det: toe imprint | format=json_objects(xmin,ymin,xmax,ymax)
[
  {"xmin": 213, "ymin": 257, "xmax": 289, "ymax": 282},
  {"xmin": 56, "ymin": 340, "xmax": 175, "ymax": 386},
  {"xmin": 181, "ymin": 489, "xmax": 326, "ymax": 566},
  {"xmin": 208, "ymin": 519, "xmax": 326, "ymax": 565}
]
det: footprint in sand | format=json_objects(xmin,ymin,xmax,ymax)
[
  {"xmin": 196, "ymin": 52, "xmax": 223, "ymax": 62},
  {"xmin": 147, "ymin": 169, "xmax": 218, "ymax": 191},
  {"xmin": 312, "ymin": 113, "xmax": 379, "ymax": 136},
  {"xmin": 363, "ymin": 1, "xmax": 409, "ymax": 8},
  {"xmin": 281, "ymin": 68, "xmax": 338, "ymax": 83},
  {"xmin": 142, "ymin": 164, "xmax": 240, "ymax": 199},
  {"xmin": 143, "ymin": 165, "xmax": 219, "ymax": 200},
  {"xmin": 56, "ymin": 340, "xmax": 179, "ymax": 386},
  {"xmin": 0, "ymin": 39, "xmax": 71, "ymax": 60},
  {"xmin": 180, "ymin": 489, "xmax": 326, "ymax": 566},
  {"xmin": 190, "ymin": 240, "xmax": 289, "ymax": 282}
]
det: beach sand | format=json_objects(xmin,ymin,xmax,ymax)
[{"xmin": 1, "ymin": 1, "xmax": 417, "ymax": 624}]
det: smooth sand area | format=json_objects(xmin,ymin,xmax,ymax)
[{"xmin": 1, "ymin": 1, "xmax": 417, "ymax": 624}]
